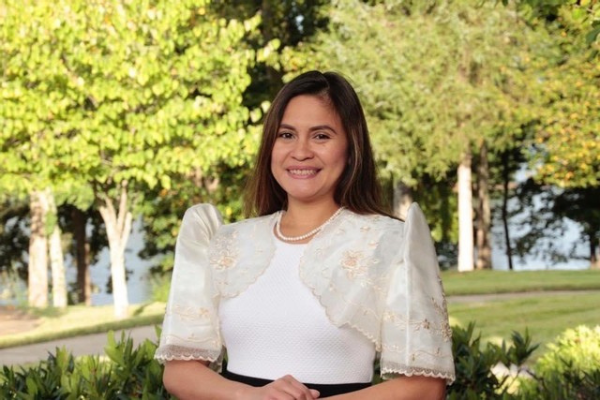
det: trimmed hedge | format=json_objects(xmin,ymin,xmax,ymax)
[{"xmin": 1, "ymin": 324, "xmax": 598, "ymax": 399}]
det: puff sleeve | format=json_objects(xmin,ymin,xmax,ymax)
[
  {"xmin": 154, "ymin": 204, "xmax": 224, "ymax": 371},
  {"xmin": 379, "ymin": 203, "xmax": 455, "ymax": 384}
]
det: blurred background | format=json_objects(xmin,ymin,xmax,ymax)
[
  {"xmin": 0, "ymin": 0, "xmax": 598, "ymax": 317},
  {"xmin": 0, "ymin": 1, "xmax": 599, "ymax": 397}
]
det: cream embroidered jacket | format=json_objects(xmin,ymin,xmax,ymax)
[{"xmin": 155, "ymin": 203, "xmax": 455, "ymax": 384}]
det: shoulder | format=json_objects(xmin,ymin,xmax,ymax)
[
  {"xmin": 179, "ymin": 204, "xmax": 223, "ymax": 242},
  {"xmin": 214, "ymin": 213, "xmax": 277, "ymax": 237},
  {"xmin": 348, "ymin": 203, "xmax": 429, "ymax": 233},
  {"xmin": 183, "ymin": 203, "xmax": 223, "ymax": 222},
  {"xmin": 343, "ymin": 210, "xmax": 404, "ymax": 239}
]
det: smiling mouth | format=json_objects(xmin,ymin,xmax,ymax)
[{"xmin": 288, "ymin": 169, "xmax": 319, "ymax": 176}]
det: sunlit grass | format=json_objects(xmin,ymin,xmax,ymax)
[
  {"xmin": 441, "ymin": 269, "xmax": 600, "ymax": 295},
  {"xmin": 2, "ymin": 269, "xmax": 600, "ymax": 354},
  {"xmin": 448, "ymin": 291, "xmax": 600, "ymax": 360},
  {"xmin": 0, "ymin": 302, "xmax": 165, "ymax": 349}
]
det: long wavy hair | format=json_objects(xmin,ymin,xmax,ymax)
[{"xmin": 244, "ymin": 70, "xmax": 391, "ymax": 218}]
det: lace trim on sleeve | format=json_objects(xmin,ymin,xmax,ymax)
[
  {"xmin": 154, "ymin": 345, "xmax": 223, "ymax": 372},
  {"xmin": 381, "ymin": 362, "xmax": 455, "ymax": 385}
]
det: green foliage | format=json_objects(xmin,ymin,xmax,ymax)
[
  {"xmin": 515, "ymin": 0, "xmax": 600, "ymax": 45},
  {"xmin": 535, "ymin": 325, "xmax": 600, "ymax": 376},
  {"xmin": 138, "ymin": 163, "xmax": 252, "ymax": 275},
  {"xmin": 284, "ymin": 0, "xmax": 543, "ymax": 249},
  {"xmin": 520, "ymin": 367, "xmax": 600, "ymax": 400},
  {"xmin": 1, "ymin": 0, "xmax": 258, "ymax": 189},
  {"xmin": 149, "ymin": 273, "xmax": 171, "ymax": 303},
  {"xmin": 291, "ymin": 0, "xmax": 538, "ymax": 183},
  {"xmin": 517, "ymin": 325, "xmax": 600, "ymax": 399},
  {"xmin": 448, "ymin": 323, "xmax": 600, "ymax": 399},
  {"xmin": 515, "ymin": 0, "xmax": 600, "ymax": 189},
  {"xmin": 211, "ymin": 0, "xmax": 329, "ymax": 104},
  {"xmin": 448, "ymin": 323, "xmax": 538, "ymax": 399},
  {"xmin": 0, "ymin": 0, "xmax": 269, "ymax": 311},
  {"xmin": 1, "ymin": 324, "xmax": 598, "ymax": 398},
  {"xmin": 0, "ymin": 0, "xmax": 264, "ymax": 212},
  {"xmin": 0, "ymin": 332, "xmax": 170, "ymax": 399}
]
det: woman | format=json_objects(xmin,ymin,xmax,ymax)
[{"xmin": 155, "ymin": 71, "xmax": 455, "ymax": 399}]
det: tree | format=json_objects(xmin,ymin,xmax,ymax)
[
  {"xmin": 514, "ymin": 0, "xmax": 600, "ymax": 267},
  {"xmin": 512, "ymin": 0, "xmax": 600, "ymax": 46},
  {"xmin": 212, "ymin": 0, "xmax": 330, "ymax": 103},
  {"xmin": 0, "ymin": 0, "xmax": 265, "ymax": 317},
  {"xmin": 137, "ymin": 0, "xmax": 331, "ymax": 277},
  {"xmin": 1, "ymin": 0, "xmax": 95, "ymax": 308},
  {"xmin": 289, "ymin": 0, "xmax": 540, "ymax": 271},
  {"xmin": 552, "ymin": 188, "xmax": 600, "ymax": 269},
  {"xmin": 529, "ymin": 14, "xmax": 600, "ymax": 189}
]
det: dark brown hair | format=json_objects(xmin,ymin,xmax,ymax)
[{"xmin": 244, "ymin": 70, "xmax": 390, "ymax": 218}]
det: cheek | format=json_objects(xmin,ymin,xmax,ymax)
[
  {"xmin": 270, "ymin": 146, "xmax": 286, "ymax": 179},
  {"xmin": 333, "ymin": 147, "xmax": 349, "ymax": 167}
]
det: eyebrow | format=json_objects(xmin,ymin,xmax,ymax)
[{"xmin": 279, "ymin": 123, "xmax": 339, "ymax": 134}]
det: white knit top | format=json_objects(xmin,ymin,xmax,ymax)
[{"xmin": 219, "ymin": 236, "xmax": 376, "ymax": 384}]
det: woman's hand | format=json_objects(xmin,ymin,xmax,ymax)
[{"xmin": 237, "ymin": 374, "xmax": 320, "ymax": 400}]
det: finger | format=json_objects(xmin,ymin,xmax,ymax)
[
  {"xmin": 259, "ymin": 385, "xmax": 294, "ymax": 400},
  {"xmin": 277, "ymin": 375, "xmax": 318, "ymax": 400},
  {"xmin": 309, "ymin": 389, "xmax": 320, "ymax": 398}
]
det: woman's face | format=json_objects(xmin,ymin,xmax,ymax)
[{"xmin": 270, "ymin": 95, "xmax": 349, "ymax": 207}]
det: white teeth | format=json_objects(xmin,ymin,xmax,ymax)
[{"xmin": 289, "ymin": 169, "xmax": 317, "ymax": 176}]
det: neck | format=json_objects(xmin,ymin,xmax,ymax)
[
  {"xmin": 277, "ymin": 200, "xmax": 342, "ymax": 243},
  {"xmin": 284, "ymin": 200, "xmax": 340, "ymax": 229}
]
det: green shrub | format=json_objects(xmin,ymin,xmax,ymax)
[
  {"xmin": 448, "ymin": 323, "xmax": 537, "ymax": 400},
  {"xmin": 1, "ymin": 324, "xmax": 598, "ymax": 399},
  {"xmin": 150, "ymin": 274, "xmax": 172, "ymax": 303},
  {"xmin": 0, "ymin": 330, "xmax": 172, "ymax": 399},
  {"xmin": 517, "ymin": 325, "xmax": 600, "ymax": 400},
  {"xmin": 536, "ymin": 325, "xmax": 600, "ymax": 376}
]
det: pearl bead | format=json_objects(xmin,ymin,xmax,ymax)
[{"xmin": 276, "ymin": 208, "xmax": 344, "ymax": 241}]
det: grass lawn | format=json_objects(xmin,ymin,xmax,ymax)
[
  {"xmin": 442, "ymin": 269, "xmax": 600, "ymax": 360},
  {"xmin": 0, "ymin": 302, "xmax": 165, "ymax": 349},
  {"xmin": 448, "ymin": 291, "xmax": 600, "ymax": 360},
  {"xmin": 441, "ymin": 269, "xmax": 600, "ymax": 295},
  {"xmin": 1, "ymin": 270, "xmax": 598, "ymax": 357}
]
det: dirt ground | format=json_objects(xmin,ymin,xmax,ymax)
[{"xmin": 0, "ymin": 306, "xmax": 40, "ymax": 337}]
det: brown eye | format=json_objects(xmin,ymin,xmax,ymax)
[{"xmin": 277, "ymin": 132, "xmax": 294, "ymax": 139}]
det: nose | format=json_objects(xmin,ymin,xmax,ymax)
[{"xmin": 291, "ymin": 137, "xmax": 314, "ymax": 160}]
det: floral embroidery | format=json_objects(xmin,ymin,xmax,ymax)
[
  {"xmin": 419, "ymin": 319, "xmax": 432, "ymax": 330},
  {"xmin": 169, "ymin": 305, "xmax": 211, "ymax": 321},
  {"xmin": 210, "ymin": 230, "xmax": 240, "ymax": 271},
  {"xmin": 341, "ymin": 250, "xmax": 368, "ymax": 279},
  {"xmin": 383, "ymin": 310, "xmax": 407, "ymax": 331}
]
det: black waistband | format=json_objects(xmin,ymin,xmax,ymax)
[{"xmin": 221, "ymin": 369, "xmax": 371, "ymax": 398}]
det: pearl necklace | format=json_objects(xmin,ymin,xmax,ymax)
[{"xmin": 276, "ymin": 207, "xmax": 344, "ymax": 242}]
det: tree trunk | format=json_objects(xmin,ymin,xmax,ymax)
[
  {"xmin": 590, "ymin": 234, "xmax": 599, "ymax": 269},
  {"xmin": 458, "ymin": 152, "xmax": 474, "ymax": 272},
  {"xmin": 501, "ymin": 151, "xmax": 514, "ymax": 270},
  {"xmin": 476, "ymin": 141, "xmax": 492, "ymax": 269},
  {"xmin": 47, "ymin": 190, "xmax": 67, "ymax": 308},
  {"xmin": 393, "ymin": 180, "xmax": 413, "ymax": 220},
  {"xmin": 98, "ymin": 182, "xmax": 132, "ymax": 319},
  {"xmin": 28, "ymin": 190, "xmax": 49, "ymax": 307},
  {"xmin": 72, "ymin": 207, "xmax": 92, "ymax": 305}
]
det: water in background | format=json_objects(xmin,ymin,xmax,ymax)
[
  {"xmin": 0, "ymin": 219, "xmax": 154, "ymax": 307},
  {"xmin": 0, "ymin": 205, "xmax": 591, "ymax": 307}
]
